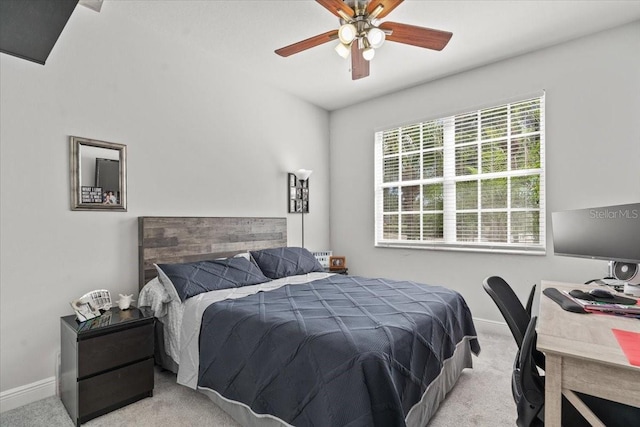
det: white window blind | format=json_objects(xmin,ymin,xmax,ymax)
[{"xmin": 374, "ymin": 94, "xmax": 545, "ymax": 254}]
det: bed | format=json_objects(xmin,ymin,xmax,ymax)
[{"xmin": 138, "ymin": 216, "xmax": 480, "ymax": 427}]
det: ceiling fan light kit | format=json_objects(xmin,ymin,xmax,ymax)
[
  {"xmin": 366, "ymin": 27, "xmax": 386, "ymax": 48},
  {"xmin": 338, "ymin": 23, "xmax": 357, "ymax": 44},
  {"xmin": 335, "ymin": 20, "xmax": 385, "ymax": 62},
  {"xmin": 362, "ymin": 44, "xmax": 375, "ymax": 61},
  {"xmin": 335, "ymin": 42, "xmax": 351, "ymax": 58},
  {"xmin": 275, "ymin": 0, "xmax": 453, "ymax": 80}
]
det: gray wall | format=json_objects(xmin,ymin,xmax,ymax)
[
  {"xmin": 329, "ymin": 22, "xmax": 640, "ymax": 322},
  {"xmin": 0, "ymin": 6, "xmax": 330, "ymax": 393},
  {"xmin": 1, "ymin": 3, "xmax": 638, "ymax": 401}
]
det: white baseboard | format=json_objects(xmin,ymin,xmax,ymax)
[{"xmin": 0, "ymin": 376, "xmax": 56, "ymax": 413}]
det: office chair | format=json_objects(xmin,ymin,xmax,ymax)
[
  {"xmin": 514, "ymin": 317, "xmax": 596, "ymax": 427},
  {"xmin": 482, "ymin": 276, "xmax": 545, "ymax": 369},
  {"xmin": 514, "ymin": 317, "xmax": 640, "ymax": 427},
  {"xmin": 513, "ymin": 316, "xmax": 544, "ymax": 427}
]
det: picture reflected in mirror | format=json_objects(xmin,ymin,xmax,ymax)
[{"xmin": 70, "ymin": 136, "xmax": 127, "ymax": 211}]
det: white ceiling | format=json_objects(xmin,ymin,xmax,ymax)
[{"xmin": 111, "ymin": 1, "xmax": 640, "ymax": 111}]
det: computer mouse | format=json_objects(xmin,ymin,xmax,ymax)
[{"xmin": 589, "ymin": 288, "xmax": 614, "ymax": 298}]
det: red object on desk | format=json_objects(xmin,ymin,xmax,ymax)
[{"xmin": 612, "ymin": 328, "xmax": 640, "ymax": 366}]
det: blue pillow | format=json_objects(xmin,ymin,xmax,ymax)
[
  {"xmin": 250, "ymin": 247, "xmax": 324, "ymax": 279},
  {"xmin": 156, "ymin": 257, "xmax": 271, "ymax": 302}
]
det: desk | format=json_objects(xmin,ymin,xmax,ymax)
[{"xmin": 537, "ymin": 281, "xmax": 640, "ymax": 426}]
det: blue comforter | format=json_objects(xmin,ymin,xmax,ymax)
[{"xmin": 198, "ymin": 275, "xmax": 480, "ymax": 427}]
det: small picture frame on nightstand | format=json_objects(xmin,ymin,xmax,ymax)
[{"xmin": 329, "ymin": 256, "xmax": 346, "ymax": 270}]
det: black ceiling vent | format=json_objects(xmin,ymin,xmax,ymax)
[{"xmin": 0, "ymin": 0, "xmax": 79, "ymax": 65}]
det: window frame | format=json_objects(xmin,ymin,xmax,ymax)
[{"xmin": 374, "ymin": 93, "xmax": 546, "ymax": 255}]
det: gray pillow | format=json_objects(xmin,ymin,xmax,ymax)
[
  {"xmin": 250, "ymin": 247, "xmax": 324, "ymax": 279},
  {"xmin": 156, "ymin": 257, "xmax": 271, "ymax": 302}
]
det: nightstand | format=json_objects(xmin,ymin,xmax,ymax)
[
  {"xmin": 60, "ymin": 307, "xmax": 154, "ymax": 426},
  {"xmin": 326, "ymin": 267, "xmax": 349, "ymax": 275}
]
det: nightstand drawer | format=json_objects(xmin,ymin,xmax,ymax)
[
  {"xmin": 78, "ymin": 358, "xmax": 154, "ymax": 420},
  {"xmin": 78, "ymin": 323, "xmax": 153, "ymax": 378}
]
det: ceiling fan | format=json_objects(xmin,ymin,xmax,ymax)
[{"xmin": 275, "ymin": 0, "xmax": 452, "ymax": 80}]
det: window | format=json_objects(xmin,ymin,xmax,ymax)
[{"xmin": 374, "ymin": 94, "xmax": 545, "ymax": 254}]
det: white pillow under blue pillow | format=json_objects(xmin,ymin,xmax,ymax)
[
  {"xmin": 250, "ymin": 247, "xmax": 324, "ymax": 279},
  {"xmin": 154, "ymin": 263, "xmax": 182, "ymax": 302},
  {"xmin": 155, "ymin": 257, "xmax": 271, "ymax": 302}
]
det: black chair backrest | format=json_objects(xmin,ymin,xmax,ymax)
[
  {"xmin": 519, "ymin": 317, "xmax": 544, "ymax": 406},
  {"xmin": 483, "ymin": 276, "xmax": 531, "ymax": 349},
  {"xmin": 525, "ymin": 284, "xmax": 536, "ymax": 317},
  {"xmin": 513, "ymin": 316, "xmax": 545, "ymax": 427}
]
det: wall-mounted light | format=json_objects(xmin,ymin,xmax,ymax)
[{"xmin": 295, "ymin": 169, "xmax": 312, "ymax": 182}]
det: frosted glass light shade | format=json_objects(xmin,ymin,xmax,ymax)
[
  {"xmin": 338, "ymin": 23, "xmax": 357, "ymax": 44},
  {"xmin": 366, "ymin": 27, "xmax": 385, "ymax": 48},
  {"xmin": 362, "ymin": 47, "xmax": 375, "ymax": 61},
  {"xmin": 335, "ymin": 42, "xmax": 351, "ymax": 58},
  {"xmin": 295, "ymin": 169, "xmax": 312, "ymax": 181}
]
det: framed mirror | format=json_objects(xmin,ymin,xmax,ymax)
[{"xmin": 70, "ymin": 136, "xmax": 127, "ymax": 211}]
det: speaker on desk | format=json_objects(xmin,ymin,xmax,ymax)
[
  {"xmin": 613, "ymin": 262, "xmax": 640, "ymax": 296},
  {"xmin": 613, "ymin": 262, "xmax": 640, "ymax": 284}
]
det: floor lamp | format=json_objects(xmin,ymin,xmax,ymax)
[{"xmin": 295, "ymin": 169, "xmax": 312, "ymax": 248}]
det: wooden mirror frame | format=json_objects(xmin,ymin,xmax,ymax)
[{"xmin": 70, "ymin": 136, "xmax": 127, "ymax": 211}]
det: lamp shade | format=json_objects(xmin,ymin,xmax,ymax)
[
  {"xmin": 366, "ymin": 27, "xmax": 385, "ymax": 48},
  {"xmin": 338, "ymin": 23, "xmax": 357, "ymax": 44},
  {"xmin": 335, "ymin": 42, "xmax": 351, "ymax": 59},
  {"xmin": 362, "ymin": 47, "xmax": 375, "ymax": 61},
  {"xmin": 295, "ymin": 169, "xmax": 312, "ymax": 181}
]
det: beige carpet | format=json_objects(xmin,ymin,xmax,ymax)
[{"xmin": 0, "ymin": 330, "xmax": 517, "ymax": 427}]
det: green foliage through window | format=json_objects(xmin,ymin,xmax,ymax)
[{"xmin": 375, "ymin": 94, "xmax": 545, "ymax": 252}]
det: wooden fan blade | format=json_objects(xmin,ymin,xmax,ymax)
[
  {"xmin": 351, "ymin": 42, "xmax": 369, "ymax": 80},
  {"xmin": 316, "ymin": 0, "xmax": 355, "ymax": 19},
  {"xmin": 367, "ymin": 0, "xmax": 403, "ymax": 19},
  {"xmin": 379, "ymin": 21, "xmax": 452, "ymax": 51},
  {"xmin": 275, "ymin": 30, "xmax": 338, "ymax": 57}
]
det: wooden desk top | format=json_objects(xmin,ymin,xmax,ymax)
[{"xmin": 537, "ymin": 280, "xmax": 640, "ymax": 371}]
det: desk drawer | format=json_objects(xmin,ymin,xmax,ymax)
[
  {"xmin": 78, "ymin": 323, "xmax": 153, "ymax": 378},
  {"xmin": 78, "ymin": 358, "xmax": 153, "ymax": 419}
]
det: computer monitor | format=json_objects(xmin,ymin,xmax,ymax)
[
  {"xmin": 552, "ymin": 203, "xmax": 640, "ymax": 264},
  {"xmin": 95, "ymin": 158, "xmax": 120, "ymax": 200}
]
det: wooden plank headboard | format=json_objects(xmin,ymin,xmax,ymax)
[{"xmin": 138, "ymin": 216, "xmax": 287, "ymax": 289}]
